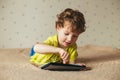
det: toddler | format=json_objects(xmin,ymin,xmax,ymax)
[{"xmin": 30, "ymin": 8, "xmax": 86, "ymax": 66}]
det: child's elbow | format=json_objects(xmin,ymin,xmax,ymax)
[{"xmin": 33, "ymin": 44, "xmax": 40, "ymax": 53}]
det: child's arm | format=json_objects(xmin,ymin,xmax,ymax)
[
  {"xmin": 34, "ymin": 43, "xmax": 70, "ymax": 64},
  {"xmin": 34, "ymin": 43, "xmax": 63, "ymax": 54}
]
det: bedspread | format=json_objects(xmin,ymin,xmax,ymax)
[{"xmin": 0, "ymin": 45, "xmax": 120, "ymax": 80}]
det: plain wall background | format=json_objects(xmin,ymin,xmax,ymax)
[{"xmin": 0, "ymin": 0, "xmax": 120, "ymax": 48}]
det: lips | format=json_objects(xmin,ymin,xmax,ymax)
[{"xmin": 64, "ymin": 42, "xmax": 71, "ymax": 46}]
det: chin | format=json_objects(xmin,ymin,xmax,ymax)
[{"xmin": 63, "ymin": 44, "xmax": 71, "ymax": 47}]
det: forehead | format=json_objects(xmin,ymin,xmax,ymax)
[{"xmin": 63, "ymin": 21, "xmax": 80, "ymax": 34}]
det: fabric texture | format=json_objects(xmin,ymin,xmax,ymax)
[{"xmin": 0, "ymin": 45, "xmax": 120, "ymax": 80}]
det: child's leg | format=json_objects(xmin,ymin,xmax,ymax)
[{"xmin": 30, "ymin": 46, "xmax": 35, "ymax": 56}]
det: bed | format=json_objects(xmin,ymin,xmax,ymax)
[{"xmin": 0, "ymin": 45, "xmax": 120, "ymax": 80}]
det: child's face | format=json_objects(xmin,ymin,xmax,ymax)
[{"xmin": 57, "ymin": 21, "xmax": 80, "ymax": 48}]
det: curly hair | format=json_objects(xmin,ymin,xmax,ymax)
[{"xmin": 56, "ymin": 8, "xmax": 86, "ymax": 33}]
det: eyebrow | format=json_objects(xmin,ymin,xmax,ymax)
[{"xmin": 64, "ymin": 30, "xmax": 80, "ymax": 36}]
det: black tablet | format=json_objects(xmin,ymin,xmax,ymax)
[{"xmin": 41, "ymin": 62, "xmax": 86, "ymax": 71}]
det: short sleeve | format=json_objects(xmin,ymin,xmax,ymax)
[
  {"xmin": 44, "ymin": 37, "xmax": 53, "ymax": 45},
  {"xmin": 43, "ymin": 35, "xmax": 58, "ymax": 47}
]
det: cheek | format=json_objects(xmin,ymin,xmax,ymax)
[
  {"xmin": 72, "ymin": 37, "xmax": 78, "ymax": 42},
  {"xmin": 58, "ymin": 33, "xmax": 65, "ymax": 41},
  {"xmin": 60, "ymin": 34, "xmax": 66, "ymax": 40}
]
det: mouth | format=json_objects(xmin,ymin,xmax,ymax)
[{"xmin": 64, "ymin": 42, "xmax": 71, "ymax": 46}]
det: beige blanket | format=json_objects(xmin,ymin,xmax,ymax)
[{"xmin": 0, "ymin": 45, "xmax": 120, "ymax": 80}]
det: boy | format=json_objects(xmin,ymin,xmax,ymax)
[{"xmin": 30, "ymin": 8, "xmax": 86, "ymax": 66}]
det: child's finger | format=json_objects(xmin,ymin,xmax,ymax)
[
  {"xmin": 63, "ymin": 60, "xmax": 69, "ymax": 64},
  {"xmin": 62, "ymin": 53, "xmax": 69, "ymax": 61},
  {"xmin": 76, "ymin": 63, "xmax": 86, "ymax": 66}
]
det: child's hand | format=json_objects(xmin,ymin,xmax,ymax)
[
  {"xmin": 76, "ymin": 63, "xmax": 86, "ymax": 66},
  {"xmin": 58, "ymin": 48, "xmax": 70, "ymax": 64}
]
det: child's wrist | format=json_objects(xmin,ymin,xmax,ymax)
[{"xmin": 56, "ymin": 47, "xmax": 62, "ymax": 53}]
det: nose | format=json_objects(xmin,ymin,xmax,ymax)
[{"xmin": 67, "ymin": 35, "xmax": 72, "ymax": 42}]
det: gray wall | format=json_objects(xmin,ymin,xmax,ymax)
[{"xmin": 0, "ymin": 0, "xmax": 120, "ymax": 48}]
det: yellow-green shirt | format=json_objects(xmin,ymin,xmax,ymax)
[{"xmin": 30, "ymin": 35, "xmax": 78, "ymax": 65}]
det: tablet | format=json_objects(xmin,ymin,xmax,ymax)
[{"xmin": 41, "ymin": 62, "xmax": 86, "ymax": 71}]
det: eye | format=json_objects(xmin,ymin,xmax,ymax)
[
  {"xmin": 64, "ymin": 33, "xmax": 69, "ymax": 35},
  {"xmin": 73, "ymin": 35, "xmax": 78, "ymax": 38}
]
